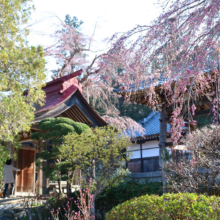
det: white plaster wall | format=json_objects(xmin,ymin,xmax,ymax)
[
  {"xmin": 127, "ymin": 144, "xmax": 140, "ymax": 151},
  {"xmin": 128, "ymin": 138, "xmax": 172, "ymax": 159},
  {"xmin": 142, "ymin": 140, "xmax": 159, "ymax": 149},
  {"xmin": 127, "ymin": 143, "xmax": 140, "ymax": 159},
  {"xmin": 142, "ymin": 148, "xmax": 159, "ymax": 157},
  {"xmin": 129, "ymin": 150, "xmax": 141, "ymax": 159}
]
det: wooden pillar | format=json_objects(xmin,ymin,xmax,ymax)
[
  {"xmin": 12, "ymin": 146, "xmax": 16, "ymax": 195},
  {"xmin": 38, "ymin": 168, "xmax": 43, "ymax": 194},
  {"xmin": 38, "ymin": 141, "xmax": 43, "ymax": 195},
  {"xmin": 33, "ymin": 150, "xmax": 36, "ymax": 194},
  {"xmin": 159, "ymin": 107, "xmax": 167, "ymax": 191},
  {"xmin": 140, "ymin": 143, "xmax": 143, "ymax": 172}
]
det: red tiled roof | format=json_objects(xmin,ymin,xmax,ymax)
[{"xmin": 35, "ymin": 69, "xmax": 83, "ymax": 115}]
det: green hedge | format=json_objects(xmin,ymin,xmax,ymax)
[
  {"xmin": 106, "ymin": 193, "xmax": 220, "ymax": 220},
  {"xmin": 96, "ymin": 179, "xmax": 162, "ymax": 211}
]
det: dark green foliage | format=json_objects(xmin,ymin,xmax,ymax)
[
  {"xmin": 31, "ymin": 117, "xmax": 90, "ymax": 193},
  {"xmin": 92, "ymin": 97, "xmax": 152, "ymax": 122},
  {"xmin": 39, "ymin": 118, "xmax": 54, "ymax": 130},
  {"xmin": 96, "ymin": 179, "xmax": 162, "ymax": 213},
  {"xmin": 45, "ymin": 191, "xmax": 90, "ymax": 220},
  {"xmin": 31, "ymin": 117, "xmax": 90, "ymax": 142},
  {"xmin": 48, "ymin": 117, "xmax": 75, "ymax": 125},
  {"xmin": 30, "ymin": 132, "xmax": 41, "ymax": 140},
  {"xmin": 25, "ymin": 193, "xmax": 80, "ymax": 220},
  {"xmin": 73, "ymin": 122, "xmax": 91, "ymax": 134},
  {"xmin": 106, "ymin": 193, "xmax": 220, "ymax": 220},
  {"xmin": 44, "ymin": 162, "xmax": 69, "ymax": 183},
  {"xmin": 64, "ymin": 14, "xmax": 83, "ymax": 30},
  {"xmin": 118, "ymin": 101, "xmax": 152, "ymax": 122},
  {"xmin": 90, "ymin": 66, "xmax": 152, "ymax": 122}
]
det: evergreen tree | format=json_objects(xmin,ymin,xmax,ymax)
[
  {"xmin": 31, "ymin": 117, "xmax": 90, "ymax": 194},
  {"xmin": 61, "ymin": 126, "xmax": 131, "ymax": 217},
  {"xmin": 0, "ymin": 0, "xmax": 46, "ymax": 150},
  {"xmin": 64, "ymin": 14, "xmax": 83, "ymax": 30}
]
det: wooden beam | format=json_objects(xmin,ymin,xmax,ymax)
[
  {"xmin": 204, "ymin": 103, "xmax": 211, "ymax": 110},
  {"xmin": 38, "ymin": 144, "xmax": 43, "ymax": 195},
  {"xmin": 194, "ymin": 109, "xmax": 211, "ymax": 117},
  {"xmin": 140, "ymin": 143, "xmax": 143, "ymax": 172},
  {"xmin": 165, "ymin": 142, "xmax": 173, "ymax": 147},
  {"xmin": 21, "ymin": 146, "xmax": 36, "ymax": 151}
]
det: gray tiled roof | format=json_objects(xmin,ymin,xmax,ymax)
[{"xmin": 126, "ymin": 111, "xmax": 171, "ymax": 138}]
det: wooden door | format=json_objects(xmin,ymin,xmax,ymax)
[{"xmin": 16, "ymin": 149, "xmax": 35, "ymax": 193}]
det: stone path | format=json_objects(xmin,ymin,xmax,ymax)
[
  {"xmin": 0, "ymin": 197, "xmax": 44, "ymax": 220},
  {"xmin": 0, "ymin": 198, "xmax": 23, "ymax": 205},
  {"xmin": 0, "ymin": 202, "xmax": 26, "ymax": 220}
]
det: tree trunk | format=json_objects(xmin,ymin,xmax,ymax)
[
  {"xmin": 67, "ymin": 172, "xmax": 74, "ymax": 196},
  {"xmin": 67, "ymin": 181, "xmax": 71, "ymax": 196},
  {"xmin": 91, "ymin": 194, "xmax": 96, "ymax": 220},
  {"xmin": 92, "ymin": 160, "xmax": 96, "ymax": 179},
  {"xmin": 58, "ymin": 180, "xmax": 62, "ymax": 194},
  {"xmin": 159, "ymin": 107, "xmax": 167, "ymax": 192},
  {"xmin": 91, "ymin": 161, "xmax": 96, "ymax": 220}
]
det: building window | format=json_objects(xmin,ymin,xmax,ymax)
[
  {"xmin": 128, "ymin": 160, "xmax": 141, "ymax": 173},
  {"xmin": 127, "ymin": 157, "xmax": 160, "ymax": 173},
  {"xmin": 127, "ymin": 143, "xmax": 160, "ymax": 173},
  {"xmin": 143, "ymin": 157, "xmax": 159, "ymax": 172}
]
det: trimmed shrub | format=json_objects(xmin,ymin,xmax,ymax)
[
  {"xmin": 96, "ymin": 179, "xmax": 162, "ymax": 212},
  {"xmin": 106, "ymin": 193, "xmax": 220, "ymax": 220}
]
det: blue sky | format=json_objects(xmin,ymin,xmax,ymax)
[{"xmin": 28, "ymin": 0, "xmax": 160, "ymax": 81}]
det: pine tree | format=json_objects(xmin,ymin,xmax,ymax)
[{"xmin": 31, "ymin": 117, "xmax": 90, "ymax": 194}]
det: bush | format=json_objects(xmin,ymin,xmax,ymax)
[
  {"xmin": 46, "ymin": 192, "xmax": 79, "ymax": 219},
  {"xmin": 106, "ymin": 193, "xmax": 220, "ymax": 220},
  {"xmin": 96, "ymin": 179, "xmax": 162, "ymax": 212}
]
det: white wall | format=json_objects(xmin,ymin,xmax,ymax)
[
  {"xmin": 142, "ymin": 148, "xmax": 159, "ymax": 157},
  {"xmin": 142, "ymin": 141, "xmax": 159, "ymax": 157},
  {"xmin": 129, "ymin": 150, "xmax": 141, "ymax": 159},
  {"xmin": 127, "ymin": 143, "xmax": 140, "ymax": 159},
  {"xmin": 128, "ymin": 138, "xmax": 171, "ymax": 159},
  {"xmin": 127, "ymin": 143, "xmax": 140, "ymax": 151},
  {"xmin": 142, "ymin": 140, "xmax": 159, "ymax": 149}
]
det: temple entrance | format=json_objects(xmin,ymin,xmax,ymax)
[{"xmin": 16, "ymin": 149, "xmax": 35, "ymax": 194}]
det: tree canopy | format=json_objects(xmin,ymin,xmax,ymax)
[
  {"xmin": 47, "ymin": 16, "xmax": 147, "ymax": 134},
  {"xmin": 47, "ymin": 1, "xmax": 220, "ymax": 142},
  {"xmin": 100, "ymin": 0, "xmax": 220, "ymax": 143},
  {"xmin": 60, "ymin": 125, "xmax": 131, "ymax": 216},
  {"xmin": 64, "ymin": 14, "xmax": 83, "ymax": 30},
  {"xmin": 31, "ymin": 117, "xmax": 91, "ymax": 194},
  {"xmin": 165, "ymin": 125, "xmax": 220, "ymax": 195},
  {"xmin": 0, "ymin": 0, "xmax": 46, "ymax": 146},
  {"xmin": 31, "ymin": 117, "xmax": 90, "ymax": 142}
]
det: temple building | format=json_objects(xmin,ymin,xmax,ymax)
[
  {"xmin": 16, "ymin": 70, "xmax": 107, "ymax": 195},
  {"xmin": 114, "ymin": 74, "xmax": 218, "ymax": 188},
  {"xmin": 127, "ymin": 111, "xmax": 189, "ymax": 182}
]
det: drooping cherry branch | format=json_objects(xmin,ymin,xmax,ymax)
[
  {"xmin": 47, "ymin": 22, "xmax": 145, "ymax": 135},
  {"xmin": 101, "ymin": 0, "xmax": 220, "ymax": 143}
]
